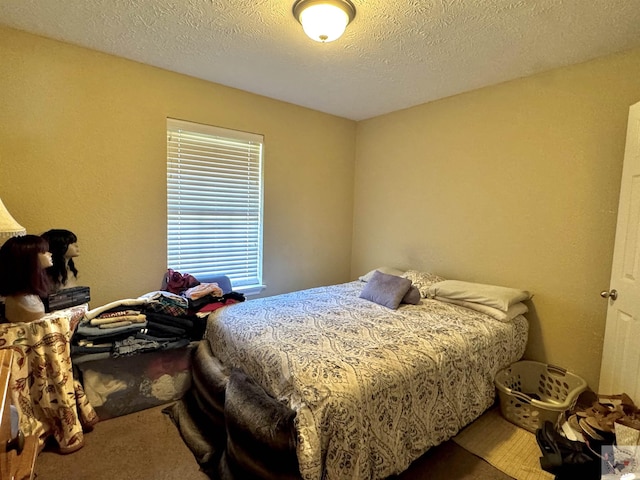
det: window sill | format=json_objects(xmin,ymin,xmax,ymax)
[{"xmin": 235, "ymin": 285, "xmax": 266, "ymax": 297}]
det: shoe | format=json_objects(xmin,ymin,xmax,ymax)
[
  {"xmin": 537, "ymin": 421, "xmax": 599, "ymax": 474},
  {"xmin": 536, "ymin": 421, "xmax": 562, "ymax": 472}
]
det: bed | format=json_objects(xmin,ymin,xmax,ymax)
[{"xmin": 167, "ymin": 272, "xmax": 529, "ymax": 480}]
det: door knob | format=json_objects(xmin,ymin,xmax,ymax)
[{"xmin": 600, "ymin": 289, "xmax": 618, "ymax": 301}]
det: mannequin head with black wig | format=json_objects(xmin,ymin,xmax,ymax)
[
  {"xmin": 41, "ymin": 229, "xmax": 79, "ymax": 292},
  {"xmin": 0, "ymin": 235, "xmax": 53, "ymax": 323}
]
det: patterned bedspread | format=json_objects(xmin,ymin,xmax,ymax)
[{"xmin": 204, "ymin": 281, "xmax": 528, "ymax": 480}]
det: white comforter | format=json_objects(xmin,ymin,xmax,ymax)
[{"xmin": 205, "ymin": 281, "xmax": 528, "ymax": 480}]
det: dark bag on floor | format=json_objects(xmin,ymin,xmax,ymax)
[{"xmin": 536, "ymin": 421, "xmax": 600, "ymax": 480}]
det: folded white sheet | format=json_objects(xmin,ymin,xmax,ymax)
[
  {"xmin": 434, "ymin": 296, "xmax": 528, "ymax": 322},
  {"xmin": 426, "ymin": 280, "xmax": 531, "ymax": 311}
]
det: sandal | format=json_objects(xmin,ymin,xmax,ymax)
[
  {"xmin": 573, "ymin": 392, "xmax": 636, "ymax": 436},
  {"xmin": 579, "ymin": 418, "xmax": 608, "ymax": 441}
]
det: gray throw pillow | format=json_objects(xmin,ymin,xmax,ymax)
[
  {"xmin": 401, "ymin": 285, "xmax": 421, "ymax": 305},
  {"xmin": 359, "ymin": 270, "xmax": 412, "ymax": 309}
]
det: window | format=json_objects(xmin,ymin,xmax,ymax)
[{"xmin": 167, "ymin": 118, "xmax": 264, "ymax": 294}]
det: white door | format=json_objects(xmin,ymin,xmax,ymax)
[{"xmin": 599, "ymin": 101, "xmax": 640, "ymax": 400}]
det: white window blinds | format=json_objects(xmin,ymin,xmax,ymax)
[{"xmin": 167, "ymin": 118, "xmax": 264, "ymax": 292}]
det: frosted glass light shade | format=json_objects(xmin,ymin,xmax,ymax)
[
  {"xmin": 293, "ymin": 0, "xmax": 356, "ymax": 43},
  {"xmin": 0, "ymin": 198, "xmax": 26, "ymax": 242},
  {"xmin": 300, "ymin": 4, "xmax": 348, "ymax": 42}
]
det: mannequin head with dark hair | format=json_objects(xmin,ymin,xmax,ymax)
[
  {"xmin": 0, "ymin": 235, "xmax": 53, "ymax": 323},
  {"xmin": 41, "ymin": 229, "xmax": 79, "ymax": 291},
  {"xmin": 0, "ymin": 235, "xmax": 52, "ymax": 297}
]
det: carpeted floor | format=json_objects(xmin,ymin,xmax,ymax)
[
  {"xmin": 34, "ymin": 404, "xmax": 523, "ymax": 480},
  {"xmin": 35, "ymin": 405, "xmax": 209, "ymax": 480}
]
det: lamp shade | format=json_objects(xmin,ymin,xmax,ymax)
[
  {"xmin": 0, "ymin": 199, "xmax": 26, "ymax": 241},
  {"xmin": 293, "ymin": 0, "xmax": 356, "ymax": 43}
]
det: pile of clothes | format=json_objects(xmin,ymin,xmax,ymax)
[
  {"xmin": 537, "ymin": 391, "xmax": 640, "ymax": 480},
  {"xmin": 71, "ymin": 273, "xmax": 244, "ymax": 363}
]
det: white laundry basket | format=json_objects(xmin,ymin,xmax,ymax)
[{"xmin": 494, "ymin": 360, "xmax": 587, "ymax": 432}]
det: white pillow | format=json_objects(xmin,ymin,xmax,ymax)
[
  {"xmin": 435, "ymin": 296, "xmax": 528, "ymax": 322},
  {"xmin": 358, "ymin": 267, "xmax": 405, "ymax": 282},
  {"xmin": 426, "ymin": 280, "xmax": 531, "ymax": 311}
]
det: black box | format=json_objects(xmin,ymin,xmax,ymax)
[{"xmin": 47, "ymin": 286, "xmax": 91, "ymax": 311}]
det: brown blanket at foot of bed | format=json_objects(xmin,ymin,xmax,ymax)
[{"xmin": 164, "ymin": 341, "xmax": 300, "ymax": 480}]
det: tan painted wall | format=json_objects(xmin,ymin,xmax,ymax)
[
  {"xmin": 3, "ymin": 25, "xmax": 640, "ymax": 390},
  {"xmin": 352, "ymin": 47, "xmax": 640, "ymax": 389},
  {"xmin": 0, "ymin": 26, "xmax": 356, "ymax": 306}
]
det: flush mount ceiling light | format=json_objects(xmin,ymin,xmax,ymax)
[{"xmin": 292, "ymin": 0, "xmax": 356, "ymax": 43}]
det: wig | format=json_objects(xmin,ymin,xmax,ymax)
[
  {"xmin": 41, "ymin": 229, "xmax": 78, "ymax": 289},
  {"xmin": 0, "ymin": 235, "xmax": 51, "ymax": 297}
]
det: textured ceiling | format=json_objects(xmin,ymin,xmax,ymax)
[{"xmin": 1, "ymin": 0, "xmax": 640, "ymax": 120}]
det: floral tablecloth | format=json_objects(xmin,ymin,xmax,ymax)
[{"xmin": 0, "ymin": 305, "xmax": 98, "ymax": 453}]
